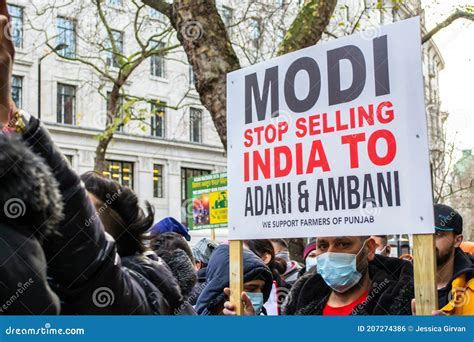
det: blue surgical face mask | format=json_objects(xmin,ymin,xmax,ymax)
[
  {"xmin": 246, "ymin": 292, "xmax": 264, "ymax": 315},
  {"xmin": 316, "ymin": 242, "xmax": 367, "ymax": 293},
  {"xmin": 276, "ymin": 250, "xmax": 290, "ymax": 262},
  {"xmin": 305, "ymin": 256, "xmax": 318, "ymax": 272}
]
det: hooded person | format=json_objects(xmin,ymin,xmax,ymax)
[
  {"xmin": 150, "ymin": 232, "xmax": 197, "ymax": 302},
  {"xmin": 0, "ymin": 134, "xmax": 62, "ymax": 314},
  {"xmin": 271, "ymin": 239, "xmax": 302, "ymax": 285},
  {"xmin": 190, "ymin": 238, "xmax": 220, "ymax": 305},
  {"xmin": 195, "ymin": 244, "xmax": 273, "ymax": 315}
]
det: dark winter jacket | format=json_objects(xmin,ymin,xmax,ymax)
[
  {"xmin": 283, "ymin": 254, "xmax": 414, "ymax": 315},
  {"xmin": 189, "ymin": 267, "xmax": 207, "ymax": 306},
  {"xmin": 20, "ymin": 114, "xmax": 183, "ymax": 314},
  {"xmin": 0, "ymin": 134, "xmax": 62, "ymax": 314},
  {"xmin": 195, "ymin": 245, "xmax": 273, "ymax": 315}
]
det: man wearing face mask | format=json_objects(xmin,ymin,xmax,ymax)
[
  {"xmin": 225, "ymin": 236, "xmax": 414, "ymax": 315},
  {"xmin": 271, "ymin": 239, "xmax": 302, "ymax": 285}
]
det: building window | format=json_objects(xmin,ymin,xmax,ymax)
[
  {"xmin": 188, "ymin": 65, "xmax": 195, "ymax": 86},
  {"xmin": 57, "ymin": 83, "xmax": 76, "ymax": 125},
  {"xmin": 106, "ymin": 30, "xmax": 123, "ymax": 68},
  {"xmin": 150, "ymin": 41, "xmax": 166, "ymax": 78},
  {"xmin": 151, "ymin": 102, "xmax": 166, "ymax": 138},
  {"xmin": 221, "ymin": 6, "xmax": 233, "ymax": 27},
  {"xmin": 57, "ymin": 17, "xmax": 76, "ymax": 58},
  {"xmin": 250, "ymin": 18, "xmax": 261, "ymax": 49},
  {"xmin": 106, "ymin": 92, "xmax": 124, "ymax": 131},
  {"xmin": 11, "ymin": 75, "xmax": 22, "ymax": 108},
  {"xmin": 64, "ymin": 155, "xmax": 73, "ymax": 167},
  {"xmin": 106, "ymin": 0, "xmax": 122, "ymax": 7},
  {"xmin": 7, "ymin": 4, "xmax": 23, "ymax": 48},
  {"xmin": 153, "ymin": 164, "xmax": 164, "ymax": 198},
  {"xmin": 189, "ymin": 108, "xmax": 202, "ymax": 143},
  {"xmin": 103, "ymin": 160, "xmax": 133, "ymax": 188},
  {"xmin": 275, "ymin": 0, "xmax": 285, "ymax": 8},
  {"xmin": 181, "ymin": 168, "xmax": 211, "ymax": 203},
  {"xmin": 149, "ymin": 7, "xmax": 165, "ymax": 21}
]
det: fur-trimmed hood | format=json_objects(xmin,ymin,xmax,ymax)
[
  {"xmin": 0, "ymin": 134, "xmax": 63, "ymax": 239},
  {"xmin": 283, "ymin": 254, "xmax": 414, "ymax": 315},
  {"xmin": 157, "ymin": 248, "xmax": 197, "ymax": 299}
]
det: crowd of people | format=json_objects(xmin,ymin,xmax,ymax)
[{"xmin": 0, "ymin": 3, "xmax": 473, "ymax": 317}]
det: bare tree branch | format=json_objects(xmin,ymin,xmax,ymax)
[{"xmin": 422, "ymin": 9, "xmax": 474, "ymax": 43}]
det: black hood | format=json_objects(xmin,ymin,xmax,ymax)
[
  {"xmin": 0, "ymin": 134, "xmax": 63, "ymax": 239},
  {"xmin": 195, "ymin": 244, "xmax": 273, "ymax": 315},
  {"xmin": 452, "ymin": 247, "xmax": 474, "ymax": 281}
]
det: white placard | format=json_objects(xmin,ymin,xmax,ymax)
[{"xmin": 227, "ymin": 17, "xmax": 434, "ymax": 240}]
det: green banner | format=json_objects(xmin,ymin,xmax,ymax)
[{"xmin": 187, "ymin": 173, "xmax": 227, "ymax": 230}]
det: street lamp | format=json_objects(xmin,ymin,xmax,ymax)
[{"xmin": 37, "ymin": 43, "xmax": 68, "ymax": 120}]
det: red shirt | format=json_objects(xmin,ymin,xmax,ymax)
[{"xmin": 322, "ymin": 290, "xmax": 368, "ymax": 316}]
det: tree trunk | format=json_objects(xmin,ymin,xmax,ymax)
[
  {"xmin": 148, "ymin": 0, "xmax": 241, "ymax": 151},
  {"xmin": 277, "ymin": 0, "xmax": 338, "ymax": 56},
  {"xmin": 94, "ymin": 83, "xmax": 121, "ymax": 173}
]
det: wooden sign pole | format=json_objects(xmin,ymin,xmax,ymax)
[
  {"xmin": 229, "ymin": 240, "xmax": 244, "ymax": 315},
  {"xmin": 413, "ymin": 234, "xmax": 438, "ymax": 315},
  {"xmin": 211, "ymin": 228, "xmax": 216, "ymax": 240}
]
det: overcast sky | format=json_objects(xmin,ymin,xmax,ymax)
[{"xmin": 422, "ymin": 0, "xmax": 473, "ymax": 152}]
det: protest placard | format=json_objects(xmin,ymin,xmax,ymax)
[{"xmin": 227, "ymin": 17, "xmax": 434, "ymax": 240}]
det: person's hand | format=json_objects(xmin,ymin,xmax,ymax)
[
  {"xmin": 411, "ymin": 299, "xmax": 447, "ymax": 316},
  {"xmin": 0, "ymin": 0, "xmax": 15, "ymax": 126},
  {"xmin": 222, "ymin": 288, "xmax": 256, "ymax": 316}
]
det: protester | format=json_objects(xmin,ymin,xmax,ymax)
[
  {"xmin": 149, "ymin": 217, "xmax": 191, "ymax": 241},
  {"xmin": 245, "ymin": 239, "xmax": 292, "ymax": 314},
  {"xmin": 370, "ymin": 235, "xmax": 391, "ymax": 257},
  {"xmin": 225, "ymin": 236, "xmax": 414, "ymax": 315},
  {"xmin": 298, "ymin": 242, "xmax": 319, "ymax": 277},
  {"xmin": 81, "ymin": 171, "xmax": 195, "ymax": 314},
  {"xmin": 0, "ymin": 134, "xmax": 61, "ymax": 314},
  {"xmin": 190, "ymin": 238, "xmax": 220, "ymax": 304},
  {"xmin": 271, "ymin": 239, "xmax": 302, "ymax": 285},
  {"xmin": 150, "ymin": 232, "xmax": 197, "ymax": 301},
  {"xmin": 433, "ymin": 204, "xmax": 473, "ymax": 315},
  {"xmin": 196, "ymin": 244, "xmax": 272, "ymax": 315},
  {"xmin": 193, "ymin": 238, "xmax": 220, "ymax": 271}
]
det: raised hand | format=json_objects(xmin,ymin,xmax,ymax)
[
  {"xmin": 222, "ymin": 287, "xmax": 257, "ymax": 316},
  {"xmin": 0, "ymin": 0, "xmax": 15, "ymax": 126}
]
